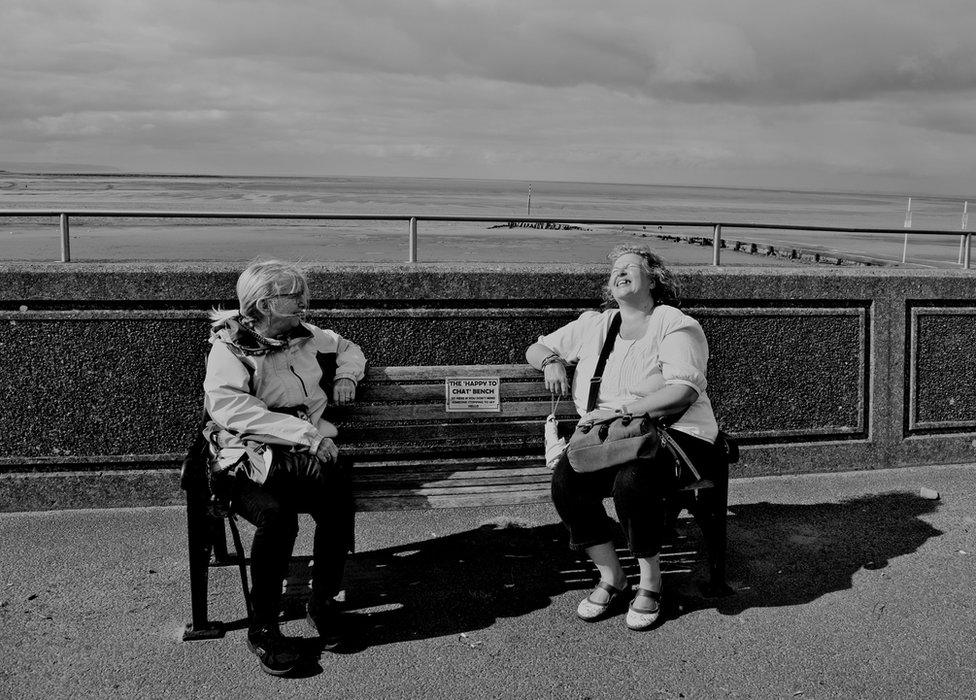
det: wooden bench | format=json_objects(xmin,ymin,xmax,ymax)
[{"xmin": 180, "ymin": 364, "xmax": 734, "ymax": 640}]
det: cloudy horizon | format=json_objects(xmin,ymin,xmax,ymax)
[{"xmin": 3, "ymin": 1, "xmax": 976, "ymax": 197}]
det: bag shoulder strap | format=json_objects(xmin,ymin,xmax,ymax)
[{"xmin": 586, "ymin": 312, "xmax": 622, "ymax": 412}]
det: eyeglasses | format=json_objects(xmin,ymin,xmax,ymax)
[
  {"xmin": 268, "ymin": 292, "xmax": 306, "ymax": 303},
  {"xmin": 610, "ymin": 262, "xmax": 643, "ymax": 275}
]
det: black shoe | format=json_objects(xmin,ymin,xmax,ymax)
[
  {"xmin": 306, "ymin": 599, "xmax": 344, "ymax": 651},
  {"xmin": 246, "ymin": 624, "xmax": 301, "ymax": 676}
]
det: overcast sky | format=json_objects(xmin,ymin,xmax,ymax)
[{"xmin": 3, "ymin": 0, "xmax": 975, "ymax": 194}]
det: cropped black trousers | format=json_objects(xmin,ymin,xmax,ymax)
[{"xmin": 550, "ymin": 428, "xmax": 717, "ymax": 558}]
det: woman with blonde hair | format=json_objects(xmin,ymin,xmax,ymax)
[
  {"xmin": 204, "ymin": 259, "xmax": 366, "ymax": 674},
  {"xmin": 526, "ymin": 244, "xmax": 720, "ymax": 631}
]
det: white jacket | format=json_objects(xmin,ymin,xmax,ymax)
[{"xmin": 203, "ymin": 315, "xmax": 367, "ymax": 483}]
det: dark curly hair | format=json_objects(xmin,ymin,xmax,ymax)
[{"xmin": 603, "ymin": 243, "xmax": 681, "ymax": 308}]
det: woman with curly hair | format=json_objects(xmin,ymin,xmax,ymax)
[{"xmin": 526, "ymin": 244, "xmax": 720, "ymax": 631}]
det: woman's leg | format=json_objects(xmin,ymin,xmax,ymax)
[
  {"xmin": 584, "ymin": 542, "xmax": 628, "ymax": 599},
  {"xmin": 551, "ymin": 455, "xmax": 629, "ymax": 617},
  {"xmin": 611, "ymin": 457, "xmax": 673, "ymax": 561},
  {"xmin": 636, "ymin": 554, "xmax": 662, "ymax": 594},
  {"xmin": 231, "ymin": 474, "xmax": 300, "ymax": 626},
  {"xmin": 300, "ymin": 457, "xmax": 355, "ymax": 607},
  {"xmin": 270, "ymin": 453, "xmax": 353, "ymax": 595},
  {"xmin": 551, "ymin": 453, "xmax": 619, "ymax": 557},
  {"xmin": 274, "ymin": 451, "xmax": 355, "ymax": 644}
]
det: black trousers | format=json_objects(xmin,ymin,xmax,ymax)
[
  {"xmin": 229, "ymin": 451, "xmax": 355, "ymax": 627},
  {"xmin": 551, "ymin": 428, "xmax": 718, "ymax": 558}
]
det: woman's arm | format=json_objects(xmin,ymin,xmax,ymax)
[
  {"xmin": 621, "ymin": 384, "xmax": 698, "ymax": 419},
  {"xmin": 526, "ymin": 342, "xmax": 570, "ymax": 396},
  {"xmin": 625, "ymin": 318, "xmax": 708, "ymax": 418}
]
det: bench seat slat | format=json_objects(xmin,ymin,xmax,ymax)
[
  {"xmin": 354, "ymin": 473, "xmax": 551, "ymax": 489},
  {"xmin": 354, "ymin": 482, "xmax": 554, "ymax": 497},
  {"xmin": 337, "ymin": 419, "xmax": 577, "ymax": 446},
  {"xmin": 341, "ymin": 444, "xmax": 540, "ymax": 459},
  {"xmin": 334, "ymin": 400, "xmax": 577, "ymax": 422},
  {"xmin": 351, "ymin": 454, "xmax": 544, "ymax": 470},
  {"xmin": 354, "ymin": 490, "xmax": 553, "ymax": 511}
]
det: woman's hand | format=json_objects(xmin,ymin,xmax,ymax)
[
  {"xmin": 315, "ymin": 437, "xmax": 339, "ymax": 464},
  {"xmin": 332, "ymin": 378, "xmax": 357, "ymax": 406},
  {"xmin": 544, "ymin": 362, "xmax": 570, "ymax": 397},
  {"xmin": 526, "ymin": 343, "xmax": 570, "ymax": 396}
]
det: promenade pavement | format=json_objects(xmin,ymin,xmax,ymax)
[{"xmin": 3, "ymin": 464, "xmax": 975, "ymax": 699}]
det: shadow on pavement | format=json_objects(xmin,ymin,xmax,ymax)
[
  {"xmin": 712, "ymin": 491, "xmax": 943, "ymax": 616},
  {"xmin": 223, "ymin": 491, "xmax": 941, "ymax": 650},
  {"xmin": 284, "ymin": 518, "xmax": 595, "ymax": 649}
]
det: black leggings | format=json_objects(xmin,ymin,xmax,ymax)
[
  {"xmin": 229, "ymin": 451, "xmax": 355, "ymax": 626},
  {"xmin": 550, "ymin": 428, "xmax": 719, "ymax": 558}
]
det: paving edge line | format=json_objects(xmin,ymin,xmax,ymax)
[{"xmin": 730, "ymin": 462, "xmax": 976, "ymax": 487}]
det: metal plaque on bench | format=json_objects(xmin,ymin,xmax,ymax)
[{"xmin": 444, "ymin": 377, "xmax": 501, "ymax": 412}]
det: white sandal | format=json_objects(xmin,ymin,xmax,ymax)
[
  {"xmin": 625, "ymin": 588, "xmax": 662, "ymax": 631},
  {"xmin": 576, "ymin": 581, "xmax": 627, "ymax": 621}
]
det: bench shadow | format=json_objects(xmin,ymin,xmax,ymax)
[
  {"xmin": 224, "ymin": 490, "xmax": 941, "ymax": 651},
  {"xmin": 279, "ymin": 518, "xmax": 594, "ymax": 650}
]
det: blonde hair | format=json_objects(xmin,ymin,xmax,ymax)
[
  {"xmin": 604, "ymin": 243, "xmax": 681, "ymax": 307},
  {"xmin": 210, "ymin": 259, "xmax": 310, "ymax": 324}
]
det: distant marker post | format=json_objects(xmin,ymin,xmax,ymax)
[
  {"xmin": 60, "ymin": 213, "xmax": 71, "ymax": 263},
  {"xmin": 958, "ymin": 201, "xmax": 969, "ymax": 265},
  {"xmin": 527, "ymin": 183, "xmax": 532, "ymax": 217},
  {"xmin": 901, "ymin": 197, "xmax": 912, "ymax": 264}
]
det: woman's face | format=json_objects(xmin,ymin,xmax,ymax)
[
  {"xmin": 262, "ymin": 285, "xmax": 308, "ymax": 328},
  {"xmin": 609, "ymin": 253, "xmax": 654, "ymax": 303}
]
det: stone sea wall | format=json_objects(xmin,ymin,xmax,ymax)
[{"xmin": 1, "ymin": 262, "xmax": 975, "ymax": 510}]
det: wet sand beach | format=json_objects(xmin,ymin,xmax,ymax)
[
  {"xmin": 1, "ymin": 218, "xmax": 797, "ymax": 265},
  {"xmin": 1, "ymin": 173, "xmax": 968, "ymax": 266}
]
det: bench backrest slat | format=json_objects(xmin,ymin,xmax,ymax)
[
  {"xmin": 364, "ymin": 364, "xmax": 549, "ymax": 382},
  {"xmin": 357, "ymin": 380, "xmax": 572, "ymax": 403}
]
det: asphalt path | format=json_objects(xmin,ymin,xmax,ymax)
[{"xmin": 3, "ymin": 464, "xmax": 975, "ymax": 698}]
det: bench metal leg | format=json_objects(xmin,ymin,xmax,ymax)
[
  {"xmin": 226, "ymin": 513, "xmax": 254, "ymax": 625},
  {"xmin": 183, "ymin": 491, "xmax": 225, "ymax": 640},
  {"xmin": 692, "ymin": 467, "xmax": 734, "ymax": 598},
  {"xmin": 209, "ymin": 516, "xmax": 234, "ymax": 566}
]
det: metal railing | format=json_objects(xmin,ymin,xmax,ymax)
[{"xmin": 0, "ymin": 209, "xmax": 972, "ymax": 268}]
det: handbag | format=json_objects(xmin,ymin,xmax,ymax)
[
  {"xmin": 543, "ymin": 395, "xmax": 569, "ymax": 470},
  {"xmin": 566, "ymin": 408, "xmax": 661, "ymax": 472},
  {"xmin": 566, "ymin": 312, "xmax": 663, "ymax": 473}
]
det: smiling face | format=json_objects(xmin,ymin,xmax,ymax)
[{"xmin": 609, "ymin": 253, "xmax": 655, "ymax": 304}]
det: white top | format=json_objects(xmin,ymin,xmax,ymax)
[{"xmin": 539, "ymin": 306, "xmax": 719, "ymax": 443}]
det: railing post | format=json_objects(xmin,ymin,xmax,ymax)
[
  {"xmin": 59, "ymin": 213, "xmax": 71, "ymax": 262},
  {"xmin": 712, "ymin": 224, "xmax": 722, "ymax": 266},
  {"xmin": 964, "ymin": 233, "xmax": 972, "ymax": 270},
  {"xmin": 408, "ymin": 217, "xmax": 418, "ymax": 263}
]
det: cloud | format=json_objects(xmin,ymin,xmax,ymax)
[
  {"xmin": 2, "ymin": 0, "xmax": 976, "ymax": 192},
  {"xmin": 109, "ymin": 0, "xmax": 976, "ymax": 104},
  {"xmin": 8, "ymin": 1, "xmax": 976, "ymax": 104}
]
